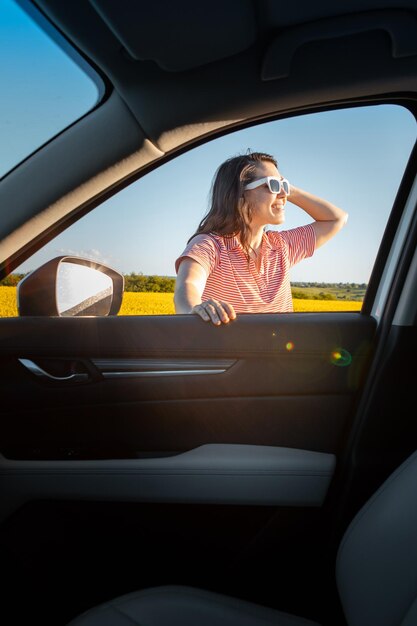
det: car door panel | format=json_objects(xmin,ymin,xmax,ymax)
[{"xmin": 0, "ymin": 311, "xmax": 374, "ymax": 480}]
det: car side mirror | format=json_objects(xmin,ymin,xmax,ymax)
[{"xmin": 17, "ymin": 256, "xmax": 124, "ymax": 316}]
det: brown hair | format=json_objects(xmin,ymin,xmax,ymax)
[{"xmin": 189, "ymin": 151, "xmax": 277, "ymax": 256}]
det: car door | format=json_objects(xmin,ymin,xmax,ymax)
[{"xmin": 0, "ymin": 309, "xmax": 375, "ymax": 621}]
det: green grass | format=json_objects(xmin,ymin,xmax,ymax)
[{"xmin": 291, "ymin": 284, "xmax": 365, "ymax": 301}]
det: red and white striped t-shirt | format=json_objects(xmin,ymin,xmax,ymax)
[{"xmin": 175, "ymin": 225, "xmax": 316, "ymax": 313}]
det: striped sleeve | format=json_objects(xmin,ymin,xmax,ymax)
[
  {"xmin": 175, "ymin": 234, "xmax": 219, "ymax": 275},
  {"xmin": 271, "ymin": 224, "xmax": 316, "ymax": 268}
]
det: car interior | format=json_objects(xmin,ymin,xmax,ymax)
[{"xmin": 1, "ymin": 1, "xmax": 417, "ymax": 625}]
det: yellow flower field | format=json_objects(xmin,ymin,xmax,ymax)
[
  {"xmin": 0, "ymin": 286, "xmax": 20, "ymax": 317},
  {"xmin": 120, "ymin": 293, "xmax": 362, "ymax": 314},
  {"xmin": 293, "ymin": 299, "xmax": 362, "ymax": 312},
  {"xmin": 119, "ymin": 291, "xmax": 176, "ymax": 315},
  {"xmin": 0, "ymin": 286, "xmax": 362, "ymax": 317}
]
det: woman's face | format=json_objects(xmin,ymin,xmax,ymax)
[{"xmin": 243, "ymin": 161, "xmax": 288, "ymax": 230}]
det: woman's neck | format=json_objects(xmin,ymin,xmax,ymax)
[{"xmin": 249, "ymin": 227, "xmax": 264, "ymax": 253}]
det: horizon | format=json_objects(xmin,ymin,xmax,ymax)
[{"xmin": 0, "ymin": 269, "xmax": 368, "ymax": 289}]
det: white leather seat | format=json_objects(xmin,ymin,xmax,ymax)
[{"xmin": 67, "ymin": 450, "xmax": 417, "ymax": 626}]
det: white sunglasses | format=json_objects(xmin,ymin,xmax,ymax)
[{"xmin": 244, "ymin": 176, "xmax": 290, "ymax": 195}]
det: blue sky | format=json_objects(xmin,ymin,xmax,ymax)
[{"xmin": 2, "ymin": 0, "xmax": 417, "ymax": 283}]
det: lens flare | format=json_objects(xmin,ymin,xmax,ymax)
[
  {"xmin": 286, "ymin": 341, "xmax": 294, "ymax": 351},
  {"xmin": 330, "ymin": 348, "xmax": 352, "ymax": 367}
]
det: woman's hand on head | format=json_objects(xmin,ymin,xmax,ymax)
[{"xmin": 192, "ymin": 299, "xmax": 236, "ymax": 326}]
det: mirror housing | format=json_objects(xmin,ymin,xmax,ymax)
[{"xmin": 17, "ymin": 256, "xmax": 124, "ymax": 316}]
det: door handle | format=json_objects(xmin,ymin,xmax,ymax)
[{"xmin": 18, "ymin": 358, "xmax": 90, "ymax": 383}]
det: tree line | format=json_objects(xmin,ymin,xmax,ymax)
[
  {"xmin": 0, "ymin": 273, "xmax": 25, "ymax": 286},
  {"xmin": 1, "ymin": 273, "xmax": 366, "ymax": 298},
  {"xmin": 0, "ymin": 272, "xmax": 176, "ymax": 292},
  {"xmin": 123, "ymin": 273, "xmax": 175, "ymax": 292}
]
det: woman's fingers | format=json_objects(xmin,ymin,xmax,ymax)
[
  {"xmin": 222, "ymin": 302, "xmax": 236, "ymax": 320},
  {"xmin": 192, "ymin": 300, "xmax": 236, "ymax": 325}
]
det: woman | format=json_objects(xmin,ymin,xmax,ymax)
[{"xmin": 174, "ymin": 151, "xmax": 348, "ymax": 325}]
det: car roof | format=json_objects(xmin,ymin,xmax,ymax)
[{"xmin": 1, "ymin": 0, "xmax": 417, "ymax": 275}]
